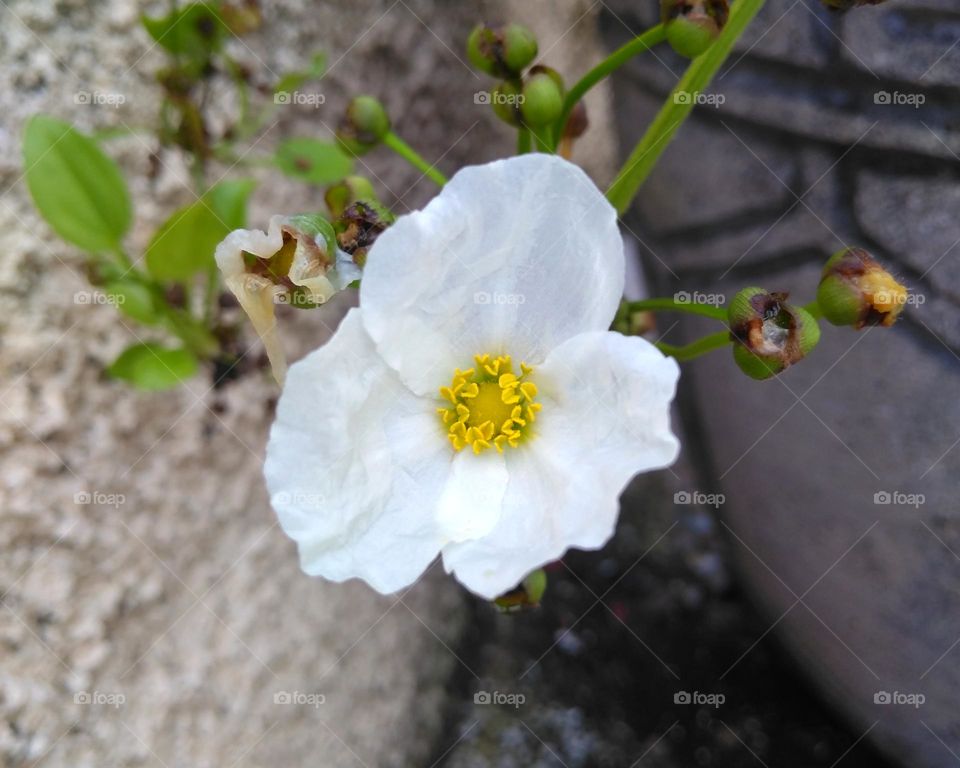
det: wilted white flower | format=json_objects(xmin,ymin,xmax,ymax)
[
  {"xmin": 265, "ymin": 154, "xmax": 680, "ymax": 599},
  {"xmin": 215, "ymin": 214, "xmax": 361, "ymax": 383}
]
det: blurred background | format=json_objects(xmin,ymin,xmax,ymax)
[{"xmin": 1, "ymin": 0, "xmax": 958, "ymax": 766}]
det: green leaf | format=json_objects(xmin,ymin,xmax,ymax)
[
  {"xmin": 206, "ymin": 178, "xmax": 256, "ymax": 229},
  {"xmin": 274, "ymin": 139, "xmax": 352, "ymax": 186},
  {"xmin": 107, "ymin": 343, "xmax": 198, "ymax": 390},
  {"xmin": 103, "ymin": 280, "xmax": 161, "ymax": 325},
  {"xmin": 23, "ymin": 116, "xmax": 132, "ymax": 253},
  {"xmin": 145, "ymin": 179, "xmax": 255, "ymax": 282},
  {"xmin": 142, "ymin": 3, "xmax": 228, "ymax": 60},
  {"xmin": 274, "ymin": 52, "xmax": 326, "ymax": 95}
]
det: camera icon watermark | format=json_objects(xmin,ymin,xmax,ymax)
[
  {"xmin": 74, "ymin": 290, "xmax": 125, "ymax": 307},
  {"xmin": 873, "ymin": 490, "xmax": 925, "ymax": 509},
  {"xmin": 674, "ymin": 690, "xmax": 724, "ymax": 708},
  {"xmin": 274, "ymin": 291, "xmax": 317, "ymax": 307},
  {"xmin": 271, "ymin": 491, "xmax": 325, "ymax": 510},
  {"xmin": 874, "ymin": 289, "xmax": 924, "ymax": 307},
  {"xmin": 74, "ymin": 90, "xmax": 126, "ymax": 108},
  {"xmin": 274, "ymin": 90, "xmax": 326, "ymax": 108},
  {"xmin": 74, "ymin": 491, "xmax": 126, "ymax": 508},
  {"xmin": 473, "ymin": 291, "xmax": 526, "ymax": 306},
  {"xmin": 874, "ymin": 690, "xmax": 924, "ymax": 708},
  {"xmin": 874, "ymin": 90, "xmax": 925, "ymax": 109},
  {"xmin": 474, "ymin": 90, "xmax": 525, "ymax": 106},
  {"xmin": 674, "ymin": 490, "xmax": 725, "ymax": 509},
  {"xmin": 273, "ymin": 690, "xmax": 326, "ymax": 707},
  {"xmin": 74, "ymin": 690, "xmax": 125, "ymax": 708},
  {"xmin": 673, "ymin": 90, "xmax": 725, "ymax": 108},
  {"xmin": 674, "ymin": 290, "xmax": 725, "ymax": 307},
  {"xmin": 474, "ymin": 690, "xmax": 525, "ymax": 709}
]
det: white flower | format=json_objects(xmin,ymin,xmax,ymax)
[
  {"xmin": 215, "ymin": 214, "xmax": 361, "ymax": 383},
  {"xmin": 265, "ymin": 154, "xmax": 680, "ymax": 600}
]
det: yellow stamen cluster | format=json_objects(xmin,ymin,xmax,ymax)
[{"xmin": 438, "ymin": 354, "xmax": 542, "ymax": 454}]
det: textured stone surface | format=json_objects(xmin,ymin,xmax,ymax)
[
  {"xmin": 635, "ymin": 108, "xmax": 796, "ymax": 238},
  {"xmin": 606, "ymin": 0, "xmax": 960, "ymax": 765},
  {"xmin": 0, "ymin": 1, "xmax": 617, "ymax": 766},
  {"xmin": 856, "ymin": 171, "xmax": 960, "ymax": 299},
  {"xmin": 841, "ymin": 0, "xmax": 960, "ymax": 88}
]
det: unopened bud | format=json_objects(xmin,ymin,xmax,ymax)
[
  {"xmin": 521, "ymin": 66, "xmax": 564, "ymax": 127},
  {"xmin": 466, "ymin": 23, "xmax": 538, "ymax": 78},
  {"xmin": 728, "ymin": 287, "xmax": 820, "ymax": 380},
  {"xmin": 661, "ymin": 0, "xmax": 729, "ymax": 59},
  {"xmin": 494, "ymin": 569, "xmax": 547, "ymax": 612},
  {"xmin": 336, "ymin": 95, "xmax": 390, "ymax": 156},
  {"xmin": 612, "ymin": 299, "xmax": 655, "ymax": 336},
  {"xmin": 816, "ymin": 247, "xmax": 907, "ymax": 329}
]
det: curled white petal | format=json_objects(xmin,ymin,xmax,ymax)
[
  {"xmin": 223, "ymin": 273, "xmax": 288, "ymax": 382},
  {"xmin": 441, "ymin": 331, "xmax": 680, "ymax": 599},
  {"xmin": 265, "ymin": 309, "xmax": 449, "ymax": 594},
  {"xmin": 360, "ymin": 154, "xmax": 624, "ymax": 395}
]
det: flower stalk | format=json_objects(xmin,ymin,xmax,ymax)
[
  {"xmin": 382, "ymin": 131, "xmax": 448, "ymax": 186},
  {"xmin": 606, "ymin": 0, "xmax": 768, "ymax": 214},
  {"xmin": 625, "ymin": 297, "xmax": 727, "ymax": 321},
  {"xmin": 551, "ymin": 24, "xmax": 666, "ymax": 150},
  {"xmin": 655, "ymin": 330, "xmax": 731, "ymax": 361}
]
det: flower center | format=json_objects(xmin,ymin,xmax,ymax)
[{"xmin": 438, "ymin": 354, "xmax": 541, "ymax": 454}]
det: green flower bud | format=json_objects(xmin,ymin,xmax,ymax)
[
  {"xmin": 325, "ymin": 175, "xmax": 377, "ymax": 218},
  {"xmin": 466, "ymin": 23, "xmax": 538, "ymax": 78},
  {"xmin": 661, "ymin": 0, "xmax": 729, "ymax": 58},
  {"xmin": 728, "ymin": 287, "xmax": 821, "ymax": 380},
  {"xmin": 816, "ymin": 247, "xmax": 908, "ymax": 329},
  {"xmin": 491, "ymin": 80, "xmax": 524, "ymax": 126},
  {"xmin": 494, "ymin": 568, "xmax": 547, "ymax": 612},
  {"xmin": 336, "ymin": 95, "xmax": 390, "ymax": 156},
  {"xmin": 520, "ymin": 66, "xmax": 564, "ymax": 127},
  {"xmin": 612, "ymin": 299, "xmax": 655, "ymax": 337}
]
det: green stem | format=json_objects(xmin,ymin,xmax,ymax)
[
  {"xmin": 606, "ymin": 0, "xmax": 768, "ymax": 214},
  {"xmin": 552, "ymin": 24, "xmax": 666, "ymax": 149},
  {"xmin": 517, "ymin": 127, "xmax": 532, "ymax": 155},
  {"xmin": 626, "ymin": 297, "xmax": 728, "ymax": 321},
  {"xmin": 382, "ymin": 131, "xmax": 447, "ymax": 186},
  {"xmin": 656, "ymin": 330, "xmax": 731, "ymax": 361},
  {"xmin": 529, "ymin": 124, "xmax": 553, "ymax": 154}
]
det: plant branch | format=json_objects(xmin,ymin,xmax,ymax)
[
  {"xmin": 656, "ymin": 330, "xmax": 731, "ymax": 361},
  {"xmin": 382, "ymin": 131, "xmax": 448, "ymax": 186},
  {"xmin": 606, "ymin": 0, "xmax": 768, "ymax": 214}
]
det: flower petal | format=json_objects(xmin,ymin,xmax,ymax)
[
  {"xmin": 264, "ymin": 309, "xmax": 449, "ymax": 594},
  {"xmin": 441, "ymin": 331, "xmax": 680, "ymax": 599},
  {"xmin": 360, "ymin": 154, "xmax": 624, "ymax": 395},
  {"xmin": 223, "ymin": 273, "xmax": 287, "ymax": 382},
  {"xmin": 436, "ymin": 451, "xmax": 508, "ymax": 543}
]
